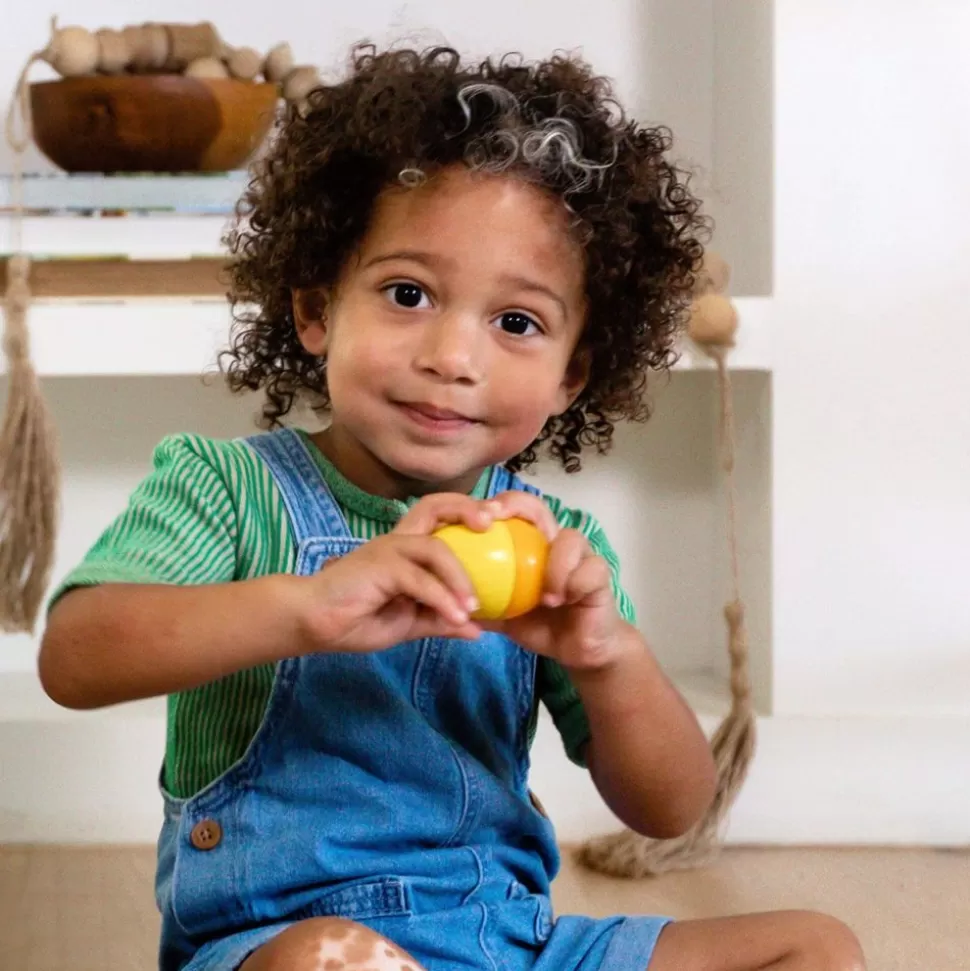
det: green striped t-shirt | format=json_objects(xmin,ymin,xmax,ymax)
[{"xmin": 54, "ymin": 431, "xmax": 636, "ymax": 799}]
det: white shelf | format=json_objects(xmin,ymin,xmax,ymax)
[
  {"xmin": 1, "ymin": 174, "xmax": 239, "ymax": 258},
  {"xmin": 5, "ymin": 295, "xmax": 772, "ymax": 378},
  {"xmin": 10, "ymin": 299, "xmax": 232, "ymax": 377},
  {"xmin": 0, "ymin": 172, "xmax": 246, "ymax": 214},
  {"xmin": 2, "ymin": 216, "xmax": 229, "ymax": 260}
]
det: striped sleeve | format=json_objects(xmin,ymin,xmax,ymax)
[
  {"xmin": 49, "ymin": 434, "xmax": 241, "ymax": 607},
  {"xmin": 536, "ymin": 496, "xmax": 637, "ymax": 768}
]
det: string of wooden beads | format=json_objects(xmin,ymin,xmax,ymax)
[{"xmin": 38, "ymin": 20, "xmax": 321, "ymax": 110}]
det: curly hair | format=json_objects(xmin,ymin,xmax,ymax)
[{"xmin": 223, "ymin": 44, "xmax": 709, "ymax": 472}]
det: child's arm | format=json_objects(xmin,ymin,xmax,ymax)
[
  {"xmin": 488, "ymin": 490, "xmax": 716, "ymax": 840},
  {"xmin": 41, "ymin": 576, "xmax": 312, "ymax": 709},
  {"xmin": 41, "ymin": 492, "xmax": 504, "ymax": 710},
  {"xmin": 570, "ymin": 626, "xmax": 716, "ymax": 839}
]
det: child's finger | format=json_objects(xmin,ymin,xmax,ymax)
[
  {"xmin": 391, "ymin": 554, "xmax": 473, "ymax": 627},
  {"xmin": 395, "ymin": 493, "xmax": 493, "ymax": 536},
  {"xmin": 394, "ymin": 536, "xmax": 480, "ymax": 613},
  {"xmin": 541, "ymin": 529, "xmax": 589, "ymax": 607},
  {"xmin": 411, "ymin": 607, "xmax": 482, "ymax": 642},
  {"xmin": 486, "ymin": 491, "xmax": 559, "ymax": 541},
  {"xmin": 561, "ymin": 554, "xmax": 613, "ymax": 606}
]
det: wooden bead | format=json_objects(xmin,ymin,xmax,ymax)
[
  {"xmin": 124, "ymin": 24, "xmax": 169, "ymax": 72},
  {"xmin": 96, "ymin": 29, "xmax": 130, "ymax": 74},
  {"xmin": 184, "ymin": 57, "xmax": 230, "ymax": 79},
  {"xmin": 282, "ymin": 66, "xmax": 320, "ymax": 104},
  {"xmin": 264, "ymin": 43, "xmax": 294, "ymax": 83},
  {"xmin": 47, "ymin": 26, "xmax": 100, "ymax": 77},
  {"xmin": 164, "ymin": 22, "xmax": 224, "ymax": 72},
  {"xmin": 226, "ymin": 47, "xmax": 263, "ymax": 81},
  {"xmin": 688, "ymin": 293, "xmax": 738, "ymax": 348}
]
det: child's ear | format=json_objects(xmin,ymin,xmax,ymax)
[
  {"xmin": 555, "ymin": 346, "xmax": 591, "ymax": 414},
  {"xmin": 292, "ymin": 287, "xmax": 329, "ymax": 356}
]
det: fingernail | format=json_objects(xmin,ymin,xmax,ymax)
[
  {"xmin": 466, "ymin": 596, "xmax": 479, "ymax": 612},
  {"xmin": 544, "ymin": 594, "xmax": 562, "ymax": 608}
]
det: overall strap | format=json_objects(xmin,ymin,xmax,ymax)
[
  {"xmin": 243, "ymin": 429, "xmax": 352, "ymax": 543},
  {"xmin": 486, "ymin": 465, "xmax": 542, "ymax": 499}
]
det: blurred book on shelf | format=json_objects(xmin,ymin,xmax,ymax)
[{"xmin": 0, "ymin": 172, "xmax": 248, "ymax": 216}]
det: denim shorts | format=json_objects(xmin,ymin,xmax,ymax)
[{"xmin": 184, "ymin": 910, "xmax": 673, "ymax": 971}]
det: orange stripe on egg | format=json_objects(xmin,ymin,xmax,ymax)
[{"xmin": 503, "ymin": 517, "xmax": 548, "ymax": 619}]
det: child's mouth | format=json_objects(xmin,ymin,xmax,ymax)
[{"xmin": 396, "ymin": 401, "xmax": 480, "ymax": 433}]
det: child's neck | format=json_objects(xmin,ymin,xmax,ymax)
[{"xmin": 311, "ymin": 425, "xmax": 485, "ymax": 502}]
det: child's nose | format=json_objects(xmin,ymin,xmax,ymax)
[{"xmin": 414, "ymin": 314, "xmax": 485, "ymax": 384}]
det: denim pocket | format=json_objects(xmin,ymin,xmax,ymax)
[{"xmin": 299, "ymin": 877, "xmax": 412, "ymax": 921}]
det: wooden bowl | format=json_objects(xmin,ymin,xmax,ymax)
[{"xmin": 30, "ymin": 76, "xmax": 280, "ymax": 173}]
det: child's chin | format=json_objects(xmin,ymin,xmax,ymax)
[
  {"xmin": 391, "ymin": 456, "xmax": 472, "ymax": 484},
  {"xmin": 381, "ymin": 445, "xmax": 484, "ymax": 486}
]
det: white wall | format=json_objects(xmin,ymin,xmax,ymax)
[
  {"xmin": 711, "ymin": 1, "xmax": 773, "ymax": 296},
  {"xmin": 771, "ymin": 1, "xmax": 970, "ymax": 717}
]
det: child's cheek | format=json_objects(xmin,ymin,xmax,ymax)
[
  {"xmin": 327, "ymin": 336, "xmax": 380, "ymax": 401},
  {"xmin": 491, "ymin": 400, "xmax": 554, "ymax": 458}
]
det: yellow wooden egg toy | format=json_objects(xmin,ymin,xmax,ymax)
[{"xmin": 433, "ymin": 518, "xmax": 548, "ymax": 621}]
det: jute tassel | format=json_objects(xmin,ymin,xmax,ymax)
[
  {"xmin": 576, "ymin": 255, "xmax": 757, "ymax": 877},
  {"xmin": 1, "ymin": 27, "xmax": 61, "ymax": 632}
]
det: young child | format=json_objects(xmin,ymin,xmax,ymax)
[{"xmin": 41, "ymin": 45, "xmax": 865, "ymax": 971}]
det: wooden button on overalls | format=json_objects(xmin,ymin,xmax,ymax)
[{"xmin": 190, "ymin": 818, "xmax": 222, "ymax": 851}]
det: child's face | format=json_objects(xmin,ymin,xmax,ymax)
[{"xmin": 295, "ymin": 165, "xmax": 588, "ymax": 494}]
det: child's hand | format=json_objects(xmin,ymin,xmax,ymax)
[
  {"xmin": 295, "ymin": 492, "xmax": 550, "ymax": 655},
  {"xmin": 484, "ymin": 492, "xmax": 631, "ymax": 673}
]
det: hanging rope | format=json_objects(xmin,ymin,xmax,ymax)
[
  {"xmin": 576, "ymin": 254, "xmax": 757, "ymax": 876},
  {"xmin": 0, "ymin": 24, "xmax": 61, "ymax": 632}
]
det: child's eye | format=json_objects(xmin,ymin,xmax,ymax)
[
  {"xmin": 494, "ymin": 312, "xmax": 541, "ymax": 336},
  {"xmin": 384, "ymin": 283, "xmax": 430, "ymax": 309}
]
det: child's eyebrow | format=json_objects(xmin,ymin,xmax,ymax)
[
  {"xmin": 496, "ymin": 274, "xmax": 568, "ymax": 317},
  {"xmin": 361, "ymin": 249, "xmax": 452, "ymax": 272}
]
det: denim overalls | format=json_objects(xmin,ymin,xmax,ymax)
[{"xmin": 156, "ymin": 429, "xmax": 670, "ymax": 971}]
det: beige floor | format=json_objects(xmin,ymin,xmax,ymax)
[{"xmin": 0, "ymin": 844, "xmax": 967, "ymax": 970}]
